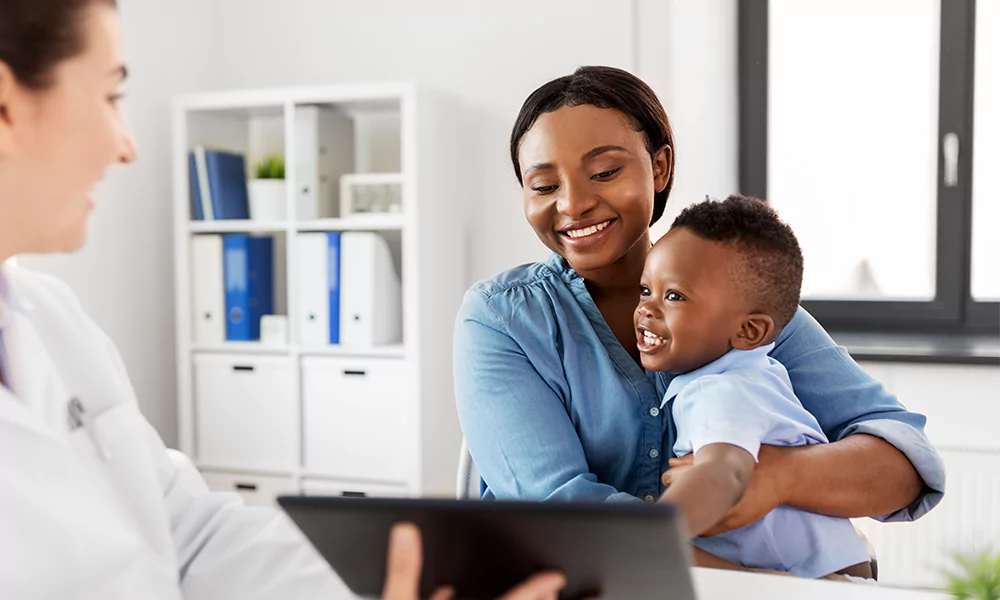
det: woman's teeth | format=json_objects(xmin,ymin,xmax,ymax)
[
  {"xmin": 565, "ymin": 220, "xmax": 611, "ymax": 239},
  {"xmin": 642, "ymin": 330, "xmax": 665, "ymax": 345}
]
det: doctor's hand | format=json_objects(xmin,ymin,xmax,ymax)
[
  {"xmin": 662, "ymin": 445, "xmax": 788, "ymax": 537},
  {"xmin": 382, "ymin": 522, "xmax": 569, "ymax": 600}
]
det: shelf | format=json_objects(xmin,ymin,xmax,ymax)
[
  {"xmin": 341, "ymin": 172, "xmax": 404, "ymax": 185},
  {"xmin": 297, "ymin": 215, "xmax": 404, "ymax": 232},
  {"xmin": 196, "ymin": 464, "xmax": 295, "ymax": 478},
  {"xmin": 189, "ymin": 220, "xmax": 291, "ymax": 233},
  {"xmin": 299, "ymin": 344, "xmax": 406, "ymax": 359},
  {"xmin": 189, "ymin": 343, "xmax": 405, "ymax": 358},
  {"xmin": 191, "ymin": 342, "xmax": 290, "ymax": 355},
  {"xmin": 187, "ymin": 216, "xmax": 403, "ymax": 233}
]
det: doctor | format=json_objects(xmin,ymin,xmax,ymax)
[{"xmin": 0, "ymin": 1, "xmax": 567, "ymax": 599}]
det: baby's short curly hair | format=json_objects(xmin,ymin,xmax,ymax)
[{"xmin": 671, "ymin": 195, "xmax": 804, "ymax": 331}]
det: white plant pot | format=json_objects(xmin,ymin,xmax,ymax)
[{"xmin": 248, "ymin": 179, "xmax": 287, "ymax": 221}]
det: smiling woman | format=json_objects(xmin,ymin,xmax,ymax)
[{"xmin": 454, "ymin": 66, "xmax": 946, "ymax": 576}]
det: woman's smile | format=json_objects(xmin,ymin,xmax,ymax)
[{"xmin": 558, "ymin": 217, "xmax": 618, "ymax": 248}]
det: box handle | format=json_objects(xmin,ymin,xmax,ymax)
[
  {"xmin": 343, "ymin": 370, "xmax": 367, "ymax": 377},
  {"xmin": 341, "ymin": 491, "xmax": 366, "ymax": 498},
  {"xmin": 233, "ymin": 365, "xmax": 255, "ymax": 372},
  {"xmin": 234, "ymin": 483, "xmax": 258, "ymax": 491}
]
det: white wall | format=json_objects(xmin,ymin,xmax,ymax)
[
  {"xmin": 854, "ymin": 362, "xmax": 1000, "ymax": 589},
  {"xmin": 204, "ymin": 0, "xmax": 740, "ymax": 280},
  {"xmin": 642, "ymin": 0, "xmax": 741, "ymax": 242},
  {"xmin": 19, "ymin": 0, "xmax": 740, "ymax": 445},
  {"xmin": 207, "ymin": 0, "xmax": 636, "ymax": 283}
]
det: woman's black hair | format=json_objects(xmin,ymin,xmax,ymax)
[
  {"xmin": 509, "ymin": 66, "xmax": 676, "ymax": 225},
  {"xmin": 0, "ymin": 0, "xmax": 117, "ymax": 91}
]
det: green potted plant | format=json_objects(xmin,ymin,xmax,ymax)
[
  {"xmin": 944, "ymin": 551, "xmax": 1000, "ymax": 599},
  {"xmin": 248, "ymin": 155, "xmax": 286, "ymax": 221}
]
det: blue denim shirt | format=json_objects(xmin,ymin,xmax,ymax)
[{"xmin": 454, "ymin": 253, "xmax": 945, "ymax": 521}]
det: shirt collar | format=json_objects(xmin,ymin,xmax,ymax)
[
  {"xmin": 661, "ymin": 343, "xmax": 775, "ymax": 408},
  {"xmin": 0, "ymin": 261, "xmax": 32, "ymax": 326},
  {"xmin": 544, "ymin": 252, "xmax": 583, "ymax": 285}
]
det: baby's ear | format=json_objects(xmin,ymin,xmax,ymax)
[{"xmin": 731, "ymin": 314, "xmax": 775, "ymax": 350}]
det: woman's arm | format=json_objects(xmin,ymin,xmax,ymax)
[
  {"xmin": 453, "ymin": 289, "xmax": 636, "ymax": 502},
  {"xmin": 773, "ymin": 307, "xmax": 944, "ymax": 520},
  {"xmin": 775, "ymin": 433, "xmax": 923, "ymax": 518},
  {"xmin": 666, "ymin": 434, "xmax": 925, "ymax": 536}
]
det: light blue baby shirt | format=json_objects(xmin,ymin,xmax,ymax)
[{"xmin": 667, "ymin": 344, "xmax": 871, "ymax": 577}]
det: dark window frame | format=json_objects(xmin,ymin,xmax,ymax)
[{"xmin": 739, "ymin": 0, "xmax": 998, "ymax": 335}]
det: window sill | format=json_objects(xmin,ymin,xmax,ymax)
[{"xmin": 830, "ymin": 331, "xmax": 1000, "ymax": 366}]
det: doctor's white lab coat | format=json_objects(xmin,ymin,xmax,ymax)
[{"xmin": 0, "ymin": 264, "xmax": 351, "ymax": 599}]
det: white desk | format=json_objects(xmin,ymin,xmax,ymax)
[{"xmin": 693, "ymin": 568, "xmax": 948, "ymax": 599}]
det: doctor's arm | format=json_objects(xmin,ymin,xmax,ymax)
[
  {"xmin": 94, "ymin": 330, "xmax": 342, "ymax": 598},
  {"xmin": 147, "ymin": 431, "xmax": 350, "ymax": 598},
  {"xmin": 454, "ymin": 290, "xmax": 637, "ymax": 502},
  {"xmin": 96, "ymin": 316, "xmax": 561, "ymax": 599}
]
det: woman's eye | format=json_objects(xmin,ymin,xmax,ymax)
[
  {"xmin": 108, "ymin": 92, "xmax": 126, "ymax": 107},
  {"xmin": 666, "ymin": 291, "xmax": 684, "ymax": 302},
  {"xmin": 592, "ymin": 167, "xmax": 621, "ymax": 180},
  {"xmin": 531, "ymin": 184, "xmax": 558, "ymax": 194}
]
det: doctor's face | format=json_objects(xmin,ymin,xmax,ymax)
[{"xmin": 0, "ymin": 3, "xmax": 136, "ymax": 255}]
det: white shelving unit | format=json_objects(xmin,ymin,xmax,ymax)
[{"xmin": 172, "ymin": 83, "xmax": 466, "ymax": 504}]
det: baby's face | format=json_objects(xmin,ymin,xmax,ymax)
[{"xmin": 634, "ymin": 228, "xmax": 751, "ymax": 374}]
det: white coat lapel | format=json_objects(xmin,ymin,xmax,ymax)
[{"xmin": 1, "ymin": 305, "xmax": 74, "ymax": 432}]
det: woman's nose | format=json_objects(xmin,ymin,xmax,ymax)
[
  {"xmin": 555, "ymin": 179, "xmax": 598, "ymax": 217},
  {"xmin": 119, "ymin": 131, "xmax": 137, "ymax": 164}
]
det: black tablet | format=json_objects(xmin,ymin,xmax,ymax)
[{"xmin": 278, "ymin": 496, "xmax": 696, "ymax": 600}]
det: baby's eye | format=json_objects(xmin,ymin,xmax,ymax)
[
  {"xmin": 665, "ymin": 291, "xmax": 685, "ymax": 302},
  {"xmin": 639, "ymin": 285, "xmax": 651, "ymax": 297}
]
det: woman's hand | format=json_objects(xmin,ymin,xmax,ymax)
[
  {"xmin": 662, "ymin": 446, "xmax": 790, "ymax": 537},
  {"xmin": 382, "ymin": 522, "xmax": 570, "ymax": 600}
]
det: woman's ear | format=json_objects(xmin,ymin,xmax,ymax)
[
  {"xmin": 652, "ymin": 145, "xmax": 672, "ymax": 194},
  {"xmin": 731, "ymin": 314, "xmax": 775, "ymax": 350}
]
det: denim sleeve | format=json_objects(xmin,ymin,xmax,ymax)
[
  {"xmin": 770, "ymin": 307, "xmax": 945, "ymax": 521},
  {"xmin": 453, "ymin": 289, "xmax": 639, "ymax": 503}
]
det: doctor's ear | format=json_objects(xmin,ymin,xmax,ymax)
[
  {"xmin": 731, "ymin": 314, "xmax": 775, "ymax": 351},
  {"xmin": 0, "ymin": 62, "xmax": 15, "ymax": 159}
]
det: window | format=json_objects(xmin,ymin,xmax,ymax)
[
  {"xmin": 739, "ymin": 0, "xmax": 998, "ymax": 333},
  {"xmin": 972, "ymin": 0, "xmax": 999, "ymax": 302}
]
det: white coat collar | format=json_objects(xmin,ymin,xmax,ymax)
[
  {"xmin": 0, "ymin": 262, "xmax": 72, "ymax": 431},
  {"xmin": 0, "ymin": 261, "xmax": 35, "ymax": 326}
]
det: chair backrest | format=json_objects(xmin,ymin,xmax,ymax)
[{"xmin": 456, "ymin": 438, "xmax": 478, "ymax": 499}]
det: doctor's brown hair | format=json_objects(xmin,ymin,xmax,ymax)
[{"xmin": 0, "ymin": 0, "xmax": 118, "ymax": 91}]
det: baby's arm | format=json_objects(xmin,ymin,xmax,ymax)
[{"xmin": 658, "ymin": 443, "xmax": 755, "ymax": 538}]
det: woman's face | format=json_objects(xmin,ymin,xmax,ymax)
[
  {"xmin": 517, "ymin": 104, "xmax": 670, "ymax": 274},
  {"xmin": 0, "ymin": 4, "xmax": 136, "ymax": 256}
]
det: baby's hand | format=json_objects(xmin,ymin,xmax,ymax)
[{"xmin": 661, "ymin": 455, "xmax": 695, "ymax": 487}]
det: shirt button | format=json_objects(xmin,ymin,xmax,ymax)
[
  {"xmin": 649, "ymin": 406, "xmax": 660, "ymax": 417},
  {"xmin": 644, "ymin": 493, "xmax": 656, "ymax": 503},
  {"xmin": 649, "ymin": 448, "xmax": 660, "ymax": 459}
]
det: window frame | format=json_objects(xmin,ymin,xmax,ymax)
[{"xmin": 738, "ymin": 0, "xmax": 998, "ymax": 334}]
